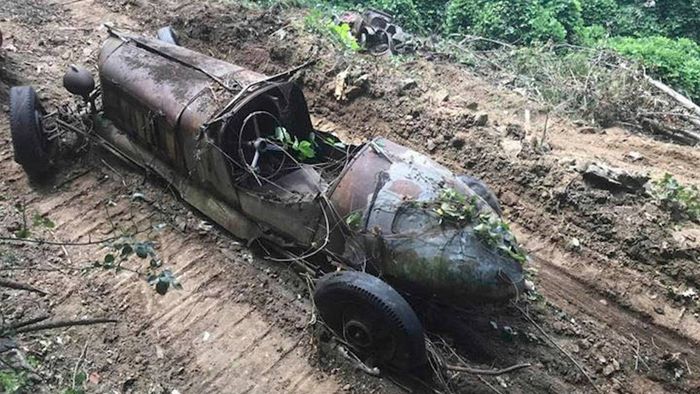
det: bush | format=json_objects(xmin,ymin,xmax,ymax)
[
  {"xmin": 444, "ymin": 0, "xmax": 572, "ymax": 44},
  {"xmin": 606, "ymin": 36, "xmax": 700, "ymax": 102},
  {"xmin": 580, "ymin": 0, "xmax": 618, "ymax": 27}
]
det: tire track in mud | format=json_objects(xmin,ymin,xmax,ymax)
[{"xmin": 536, "ymin": 255, "xmax": 700, "ymax": 362}]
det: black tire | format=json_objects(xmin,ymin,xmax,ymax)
[
  {"xmin": 458, "ymin": 174, "xmax": 502, "ymax": 215},
  {"xmin": 156, "ymin": 26, "xmax": 179, "ymax": 46},
  {"xmin": 9, "ymin": 86, "xmax": 50, "ymax": 176},
  {"xmin": 314, "ymin": 271, "xmax": 426, "ymax": 371}
]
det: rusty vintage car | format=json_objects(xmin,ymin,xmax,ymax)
[{"xmin": 8, "ymin": 28, "xmax": 526, "ymax": 371}]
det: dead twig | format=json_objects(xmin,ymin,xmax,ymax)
[
  {"xmin": 2, "ymin": 315, "xmax": 50, "ymax": 332},
  {"xmin": 6, "ymin": 318, "xmax": 118, "ymax": 335},
  {"xmin": 0, "ymin": 279, "xmax": 48, "ymax": 296},
  {"xmin": 477, "ymin": 375, "xmax": 504, "ymax": 394},
  {"xmin": 514, "ymin": 303, "xmax": 602, "ymax": 394},
  {"xmin": 72, "ymin": 341, "xmax": 89, "ymax": 388},
  {"xmin": 445, "ymin": 362, "xmax": 531, "ymax": 376}
]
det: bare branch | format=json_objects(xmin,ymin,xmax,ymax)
[{"xmin": 0, "ymin": 279, "xmax": 48, "ymax": 295}]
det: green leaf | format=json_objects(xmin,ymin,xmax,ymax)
[
  {"xmin": 121, "ymin": 244, "xmax": 133, "ymax": 257},
  {"xmin": 75, "ymin": 371, "xmax": 87, "ymax": 385},
  {"xmin": 295, "ymin": 140, "xmax": 316, "ymax": 160},
  {"xmin": 104, "ymin": 254, "xmax": 115, "ymax": 265},
  {"xmin": 345, "ymin": 211, "xmax": 362, "ymax": 230}
]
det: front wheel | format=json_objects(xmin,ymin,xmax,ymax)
[
  {"xmin": 314, "ymin": 271, "xmax": 426, "ymax": 371},
  {"xmin": 9, "ymin": 86, "xmax": 51, "ymax": 177}
]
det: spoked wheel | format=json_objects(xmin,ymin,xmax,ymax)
[
  {"xmin": 314, "ymin": 271, "xmax": 427, "ymax": 371},
  {"xmin": 9, "ymin": 86, "xmax": 51, "ymax": 177},
  {"xmin": 237, "ymin": 111, "xmax": 287, "ymax": 180},
  {"xmin": 458, "ymin": 174, "xmax": 502, "ymax": 215}
]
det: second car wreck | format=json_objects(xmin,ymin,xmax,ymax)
[{"xmin": 9, "ymin": 27, "xmax": 527, "ymax": 371}]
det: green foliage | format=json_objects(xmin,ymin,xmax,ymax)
[
  {"xmin": 580, "ymin": 0, "xmax": 618, "ymax": 27},
  {"xmin": 653, "ymin": 174, "xmax": 700, "ymax": 222},
  {"xmin": 473, "ymin": 214, "xmax": 528, "ymax": 264},
  {"xmin": 273, "ymin": 126, "xmax": 317, "ymax": 161},
  {"xmin": 431, "ymin": 188, "xmax": 479, "ymax": 226},
  {"xmin": 413, "ymin": 187, "xmax": 526, "ymax": 263},
  {"xmin": 606, "ymin": 36, "xmax": 700, "ymax": 102},
  {"xmin": 32, "ymin": 213, "xmax": 55, "ymax": 229},
  {"xmin": 147, "ymin": 269, "xmax": 182, "ymax": 295},
  {"xmin": 444, "ymin": 0, "xmax": 578, "ymax": 44},
  {"xmin": 327, "ymin": 22, "xmax": 361, "ymax": 51},
  {"xmin": 303, "ymin": 9, "xmax": 360, "ymax": 52},
  {"xmin": 345, "ymin": 211, "xmax": 363, "ymax": 231},
  {"xmin": 0, "ymin": 370, "xmax": 27, "ymax": 394},
  {"xmin": 573, "ymin": 24, "xmax": 607, "ymax": 46},
  {"xmin": 88, "ymin": 236, "xmax": 180, "ymax": 295}
]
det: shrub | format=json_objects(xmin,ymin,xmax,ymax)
[
  {"xmin": 580, "ymin": 0, "xmax": 618, "ymax": 27},
  {"xmin": 606, "ymin": 36, "xmax": 700, "ymax": 102},
  {"xmin": 444, "ymin": 0, "xmax": 570, "ymax": 44},
  {"xmin": 573, "ymin": 24, "xmax": 607, "ymax": 46}
]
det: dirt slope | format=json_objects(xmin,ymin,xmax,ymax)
[
  {"xmin": 0, "ymin": 1, "xmax": 391, "ymax": 393},
  {"xmin": 2, "ymin": 0, "xmax": 700, "ymax": 393}
]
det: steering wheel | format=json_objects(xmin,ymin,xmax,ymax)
[{"xmin": 237, "ymin": 111, "xmax": 287, "ymax": 179}]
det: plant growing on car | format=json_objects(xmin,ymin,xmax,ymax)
[
  {"xmin": 473, "ymin": 214, "xmax": 528, "ymax": 265},
  {"xmin": 273, "ymin": 126, "xmax": 316, "ymax": 161},
  {"xmin": 431, "ymin": 187, "xmax": 479, "ymax": 226},
  {"xmin": 653, "ymin": 173, "xmax": 700, "ymax": 222}
]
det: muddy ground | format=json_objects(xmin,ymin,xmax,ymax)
[{"xmin": 1, "ymin": 0, "xmax": 699, "ymax": 393}]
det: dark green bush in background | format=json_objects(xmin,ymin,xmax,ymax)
[{"xmin": 264, "ymin": 0, "xmax": 700, "ymax": 102}]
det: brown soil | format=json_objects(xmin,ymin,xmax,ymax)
[{"xmin": 2, "ymin": 0, "xmax": 699, "ymax": 393}]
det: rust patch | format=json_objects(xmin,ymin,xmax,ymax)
[{"xmin": 388, "ymin": 179, "xmax": 421, "ymax": 199}]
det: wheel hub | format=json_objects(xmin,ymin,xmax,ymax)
[{"xmin": 343, "ymin": 320, "xmax": 373, "ymax": 348}]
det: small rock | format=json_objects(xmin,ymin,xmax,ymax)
[
  {"xmin": 500, "ymin": 191, "xmax": 519, "ymax": 206},
  {"xmin": 654, "ymin": 306, "xmax": 665, "ymax": 315},
  {"xmin": 427, "ymin": 139, "xmax": 436, "ymax": 152},
  {"xmin": 580, "ymin": 162, "xmax": 649, "ymax": 192},
  {"xmin": 398, "ymin": 78, "xmax": 417, "ymax": 94},
  {"xmin": 625, "ymin": 151, "xmax": 644, "ymax": 161},
  {"xmin": 505, "ymin": 123, "xmax": 526, "ymax": 139},
  {"xmin": 342, "ymin": 384, "xmax": 352, "ymax": 391},
  {"xmin": 599, "ymin": 299, "xmax": 608, "ymax": 306},
  {"xmin": 432, "ymin": 89, "xmax": 449, "ymax": 102},
  {"xmin": 474, "ymin": 112, "xmax": 489, "ymax": 126},
  {"xmin": 501, "ymin": 139, "xmax": 522, "ymax": 158},
  {"xmin": 578, "ymin": 126, "xmax": 601, "ymax": 134},
  {"xmin": 603, "ymin": 363, "xmax": 616, "ymax": 376},
  {"xmin": 567, "ymin": 238, "xmax": 581, "ymax": 251},
  {"xmin": 466, "ymin": 102, "xmax": 479, "ymax": 110}
]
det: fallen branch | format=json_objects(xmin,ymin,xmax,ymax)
[
  {"xmin": 0, "ymin": 279, "xmax": 48, "ymax": 295},
  {"xmin": 7, "ymin": 318, "xmax": 118, "ymax": 335},
  {"xmin": 514, "ymin": 303, "xmax": 602, "ymax": 394},
  {"xmin": 640, "ymin": 116, "xmax": 700, "ymax": 145},
  {"xmin": 2, "ymin": 315, "xmax": 50, "ymax": 332},
  {"xmin": 445, "ymin": 362, "xmax": 531, "ymax": 375},
  {"xmin": 647, "ymin": 77, "xmax": 700, "ymax": 118}
]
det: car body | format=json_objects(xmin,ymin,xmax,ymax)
[{"xmin": 10, "ymin": 28, "xmax": 526, "ymax": 369}]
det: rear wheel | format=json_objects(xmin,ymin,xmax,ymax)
[
  {"xmin": 10, "ymin": 86, "xmax": 50, "ymax": 177},
  {"xmin": 314, "ymin": 271, "xmax": 426, "ymax": 371},
  {"xmin": 458, "ymin": 174, "xmax": 502, "ymax": 215}
]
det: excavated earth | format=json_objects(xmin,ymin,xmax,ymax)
[{"xmin": 1, "ymin": 0, "xmax": 700, "ymax": 393}]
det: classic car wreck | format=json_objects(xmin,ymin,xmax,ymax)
[{"xmin": 8, "ymin": 28, "xmax": 526, "ymax": 371}]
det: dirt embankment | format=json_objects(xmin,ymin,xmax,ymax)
[{"xmin": 1, "ymin": 0, "xmax": 699, "ymax": 393}]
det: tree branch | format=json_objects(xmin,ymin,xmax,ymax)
[{"xmin": 0, "ymin": 279, "xmax": 48, "ymax": 295}]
